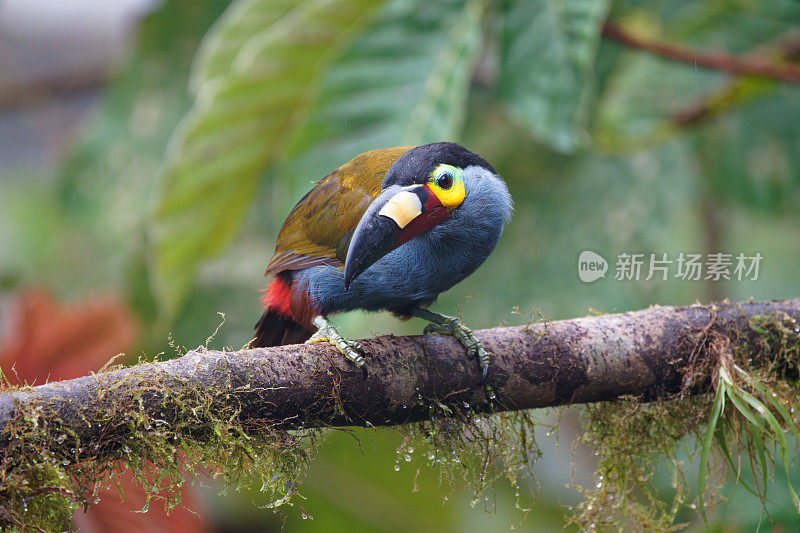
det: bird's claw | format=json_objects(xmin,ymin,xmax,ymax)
[
  {"xmin": 307, "ymin": 316, "xmax": 367, "ymax": 379},
  {"xmin": 423, "ymin": 322, "xmax": 447, "ymax": 335}
]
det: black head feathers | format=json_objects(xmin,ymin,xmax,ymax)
[{"xmin": 383, "ymin": 142, "xmax": 496, "ymax": 187}]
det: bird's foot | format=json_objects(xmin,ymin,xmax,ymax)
[
  {"xmin": 306, "ymin": 315, "xmax": 368, "ymax": 379},
  {"xmin": 412, "ymin": 309, "xmax": 492, "ymax": 388}
]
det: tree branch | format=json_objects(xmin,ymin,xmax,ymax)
[
  {"xmin": 1, "ymin": 299, "xmax": 799, "ymax": 462},
  {"xmin": 601, "ymin": 21, "xmax": 800, "ymax": 83},
  {"xmin": 671, "ymin": 32, "xmax": 800, "ymax": 127}
]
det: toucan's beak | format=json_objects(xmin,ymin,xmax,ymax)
[{"xmin": 344, "ymin": 184, "xmax": 449, "ymax": 289}]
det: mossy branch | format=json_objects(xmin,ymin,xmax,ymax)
[
  {"xmin": 2, "ymin": 299, "xmax": 799, "ymax": 452},
  {"xmin": 3, "ymin": 298, "xmax": 800, "ymax": 529}
]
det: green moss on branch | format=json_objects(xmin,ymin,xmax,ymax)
[{"xmin": 1, "ymin": 299, "xmax": 800, "ymax": 530}]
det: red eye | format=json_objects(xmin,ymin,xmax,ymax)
[{"xmin": 436, "ymin": 172, "xmax": 453, "ymax": 190}]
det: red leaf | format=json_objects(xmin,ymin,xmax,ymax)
[
  {"xmin": 0, "ymin": 289, "xmax": 208, "ymax": 532},
  {"xmin": 72, "ymin": 469, "xmax": 209, "ymax": 533},
  {"xmin": 0, "ymin": 289, "xmax": 137, "ymax": 383}
]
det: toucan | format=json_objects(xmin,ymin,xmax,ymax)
[{"xmin": 250, "ymin": 142, "xmax": 512, "ymax": 383}]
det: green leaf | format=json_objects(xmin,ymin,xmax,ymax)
[
  {"xmin": 150, "ymin": 0, "xmax": 384, "ymax": 319},
  {"xmin": 737, "ymin": 367, "xmax": 800, "ymax": 443},
  {"xmin": 55, "ymin": 0, "xmax": 231, "ymax": 325},
  {"xmin": 498, "ymin": 0, "xmax": 609, "ymax": 152},
  {"xmin": 189, "ymin": 0, "xmax": 297, "ymax": 93},
  {"xmin": 592, "ymin": 52, "xmax": 725, "ymax": 151},
  {"xmin": 698, "ymin": 379, "xmax": 725, "ymax": 521},
  {"xmin": 283, "ymin": 0, "xmax": 485, "ymax": 180},
  {"xmin": 725, "ymin": 387, "xmax": 770, "ymax": 437},
  {"xmin": 697, "ymin": 86, "xmax": 800, "ymax": 215},
  {"xmin": 714, "ymin": 426, "xmax": 765, "ymax": 502},
  {"xmin": 748, "ymin": 421, "xmax": 768, "ymax": 504},
  {"xmin": 733, "ymin": 386, "xmax": 800, "ymax": 512}
]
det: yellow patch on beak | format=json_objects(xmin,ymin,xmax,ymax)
[{"xmin": 378, "ymin": 191, "xmax": 422, "ymax": 228}]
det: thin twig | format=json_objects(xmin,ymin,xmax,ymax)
[
  {"xmin": 602, "ymin": 22, "xmax": 800, "ymax": 83},
  {"xmin": 672, "ymin": 32, "xmax": 800, "ymax": 127}
]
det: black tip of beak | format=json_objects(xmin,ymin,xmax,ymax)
[{"xmin": 343, "ymin": 260, "xmax": 359, "ymax": 291}]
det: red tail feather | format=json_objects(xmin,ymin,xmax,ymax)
[
  {"xmin": 260, "ymin": 276, "xmax": 293, "ymax": 317},
  {"xmin": 251, "ymin": 274, "xmax": 314, "ymax": 347}
]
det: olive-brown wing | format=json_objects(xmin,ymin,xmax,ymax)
[{"xmin": 265, "ymin": 146, "xmax": 414, "ymax": 276}]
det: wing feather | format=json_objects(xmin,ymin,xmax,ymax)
[{"xmin": 265, "ymin": 147, "xmax": 414, "ymax": 276}]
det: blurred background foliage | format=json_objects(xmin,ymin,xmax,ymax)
[{"xmin": 1, "ymin": 0, "xmax": 800, "ymax": 530}]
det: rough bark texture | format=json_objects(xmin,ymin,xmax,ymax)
[{"xmin": 1, "ymin": 299, "xmax": 798, "ymax": 458}]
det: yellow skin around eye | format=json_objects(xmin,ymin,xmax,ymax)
[{"xmin": 427, "ymin": 164, "xmax": 465, "ymax": 210}]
